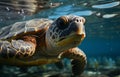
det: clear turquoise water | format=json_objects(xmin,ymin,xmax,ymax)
[
  {"xmin": 0, "ymin": 0, "xmax": 120, "ymax": 57},
  {"xmin": 0, "ymin": 0, "xmax": 120, "ymax": 77}
]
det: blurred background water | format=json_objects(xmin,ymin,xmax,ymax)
[{"xmin": 0, "ymin": 0, "xmax": 120, "ymax": 77}]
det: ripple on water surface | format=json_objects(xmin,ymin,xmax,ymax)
[{"xmin": 92, "ymin": 1, "xmax": 120, "ymax": 9}]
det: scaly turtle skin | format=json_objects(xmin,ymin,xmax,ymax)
[{"xmin": 0, "ymin": 15, "xmax": 86, "ymax": 76}]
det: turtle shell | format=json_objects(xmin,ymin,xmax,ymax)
[{"xmin": 0, "ymin": 18, "xmax": 53, "ymax": 40}]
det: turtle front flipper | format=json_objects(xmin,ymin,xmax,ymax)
[
  {"xmin": 0, "ymin": 36, "xmax": 36, "ymax": 58},
  {"xmin": 60, "ymin": 47, "xmax": 87, "ymax": 76}
]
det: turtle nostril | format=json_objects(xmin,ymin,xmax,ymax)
[
  {"xmin": 80, "ymin": 19, "xmax": 82, "ymax": 22},
  {"xmin": 76, "ymin": 19, "xmax": 79, "ymax": 22},
  {"xmin": 75, "ymin": 18, "xmax": 85, "ymax": 23},
  {"xmin": 79, "ymin": 18, "xmax": 85, "ymax": 24},
  {"xmin": 73, "ymin": 17, "xmax": 86, "ymax": 24},
  {"xmin": 81, "ymin": 17, "xmax": 85, "ymax": 24}
]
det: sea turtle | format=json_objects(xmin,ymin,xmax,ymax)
[{"xmin": 0, "ymin": 15, "xmax": 87, "ymax": 76}]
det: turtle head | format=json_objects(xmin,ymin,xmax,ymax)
[{"xmin": 46, "ymin": 15, "xmax": 86, "ymax": 55}]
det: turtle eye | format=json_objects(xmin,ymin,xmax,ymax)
[{"xmin": 57, "ymin": 16, "xmax": 69, "ymax": 29}]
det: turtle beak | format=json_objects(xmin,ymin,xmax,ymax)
[
  {"xmin": 72, "ymin": 17, "xmax": 86, "ymax": 39},
  {"xmin": 76, "ymin": 25, "xmax": 86, "ymax": 40}
]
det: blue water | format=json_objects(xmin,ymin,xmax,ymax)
[
  {"xmin": 0, "ymin": 0, "xmax": 120, "ymax": 77},
  {"xmin": 0, "ymin": 0, "xmax": 119, "ymax": 58}
]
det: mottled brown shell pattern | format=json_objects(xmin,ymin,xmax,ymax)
[{"xmin": 0, "ymin": 18, "xmax": 53, "ymax": 40}]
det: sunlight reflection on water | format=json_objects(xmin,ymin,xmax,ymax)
[{"xmin": 92, "ymin": 1, "xmax": 120, "ymax": 9}]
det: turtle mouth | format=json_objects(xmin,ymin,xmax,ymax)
[
  {"xmin": 56, "ymin": 33, "xmax": 85, "ymax": 46},
  {"xmin": 59, "ymin": 33, "xmax": 85, "ymax": 41}
]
